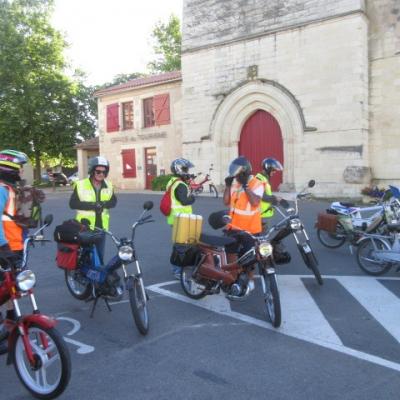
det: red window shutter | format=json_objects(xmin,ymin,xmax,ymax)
[
  {"xmin": 106, "ymin": 103, "xmax": 119, "ymax": 132},
  {"xmin": 154, "ymin": 93, "xmax": 170, "ymax": 125},
  {"xmin": 121, "ymin": 149, "xmax": 137, "ymax": 178}
]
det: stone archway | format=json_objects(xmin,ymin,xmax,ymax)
[{"xmin": 210, "ymin": 80, "xmax": 306, "ymax": 190}]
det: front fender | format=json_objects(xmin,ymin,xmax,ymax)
[{"xmin": 6, "ymin": 314, "xmax": 57, "ymax": 365}]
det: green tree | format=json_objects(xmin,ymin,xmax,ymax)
[
  {"xmin": 148, "ymin": 14, "xmax": 181, "ymax": 73},
  {"xmin": 0, "ymin": 0, "xmax": 96, "ymax": 179}
]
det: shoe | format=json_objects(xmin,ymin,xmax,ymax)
[
  {"xmin": 174, "ymin": 272, "xmax": 181, "ymax": 280},
  {"xmin": 248, "ymin": 279, "xmax": 255, "ymax": 292}
]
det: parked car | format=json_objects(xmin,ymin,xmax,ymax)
[
  {"xmin": 67, "ymin": 172, "xmax": 79, "ymax": 184},
  {"xmin": 41, "ymin": 172, "xmax": 68, "ymax": 185}
]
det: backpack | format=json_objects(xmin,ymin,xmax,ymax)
[
  {"xmin": 160, "ymin": 178, "xmax": 181, "ymax": 216},
  {"xmin": 4, "ymin": 184, "xmax": 46, "ymax": 229}
]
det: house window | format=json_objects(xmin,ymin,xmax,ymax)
[
  {"xmin": 143, "ymin": 93, "xmax": 171, "ymax": 128},
  {"xmin": 121, "ymin": 149, "xmax": 136, "ymax": 178},
  {"xmin": 106, "ymin": 103, "xmax": 119, "ymax": 132},
  {"xmin": 143, "ymin": 98, "xmax": 154, "ymax": 128},
  {"xmin": 122, "ymin": 101, "xmax": 134, "ymax": 130}
]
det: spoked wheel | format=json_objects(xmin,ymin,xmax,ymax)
[
  {"xmin": 128, "ymin": 277, "xmax": 149, "ymax": 335},
  {"xmin": 298, "ymin": 245, "xmax": 323, "ymax": 285},
  {"xmin": 356, "ymin": 238, "xmax": 392, "ymax": 276},
  {"xmin": 64, "ymin": 270, "xmax": 92, "ymax": 300},
  {"xmin": 13, "ymin": 324, "xmax": 71, "ymax": 399},
  {"xmin": 260, "ymin": 271, "xmax": 281, "ymax": 328},
  {"xmin": 180, "ymin": 266, "xmax": 207, "ymax": 299},
  {"xmin": 209, "ymin": 184, "xmax": 218, "ymax": 198},
  {"xmin": 317, "ymin": 222, "xmax": 346, "ymax": 248}
]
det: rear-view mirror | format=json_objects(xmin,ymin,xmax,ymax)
[
  {"xmin": 44, "ymin": 214, "xmax": 53, "ymax": 226},
  {"xmin": 143, "ymin": 201, "xmax": 153, "ymax": 211}
]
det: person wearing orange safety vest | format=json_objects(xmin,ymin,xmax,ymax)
[
  {"xmin": 223, "ymin": 157, "xmax": 264, "ymax": 291},
  {"xmin": 0, "ymin": 149, "xmax": 29, "ymax": 353}
]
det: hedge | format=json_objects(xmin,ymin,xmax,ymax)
[{"xmin": 151, "ymin": 174, "xmax": 173, "ymax": 191}]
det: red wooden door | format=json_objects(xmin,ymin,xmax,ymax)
[
  {"xmin": 239, "ymin": 110, "xmax": 283, "ymax": 190},
  {"xmin": 144, "ymin": 147, "xmax": 157, "ymax": 190}
]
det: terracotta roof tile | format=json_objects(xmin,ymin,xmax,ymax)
[
  {"xmin": 94, "ymin": 71, "xmax": 182, "ymax": 97},
  {"xmin": 74, "ymin": 136, "xmax": 99, "ymax": 150}
]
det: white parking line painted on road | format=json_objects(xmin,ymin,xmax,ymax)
[
  {"xmin": 278, "ymin": 275, "xmax": 342, "ymax": 345},
  {"xmin": 337, "ymin": 276, "xmax": 400, "ymax": 344},
  {"xmin": 147, "ymin": 276, "xmax": 400, "ymax": 373},
  {"xmin": 57, "ymin": 317, "xmax": 95, "ymax": 354}
]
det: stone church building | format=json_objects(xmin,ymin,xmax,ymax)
[{"xmin": 181, "ymin": 0, "xmax": 400, "ymax": 196}]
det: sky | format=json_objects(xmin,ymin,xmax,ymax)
[{"xmin": 52, "ymin": 0, "xmax": 183, "ymax": 85}]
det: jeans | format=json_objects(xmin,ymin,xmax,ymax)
[{"xmin": 95, "ymin": 232, "xmax": 106, "ymax": 265}]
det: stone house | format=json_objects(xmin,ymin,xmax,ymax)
[
  {"xmin": 75, "ymin": 136, "xmax": 100, "ymax": 179},
  {"xmin": 94, "ymin": 71, "xmax": 182, "ymax": 189},
  {"xmin": 181, "ymin": 0, "xmax": 400, "ymax": 196}
]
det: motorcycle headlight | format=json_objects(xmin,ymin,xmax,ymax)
[
  {"xmin": 290, "ymin": 218, "xmax": 302, "ymax": 230},
  {"xmin": 258, "ymin": 242, "xmax": 273, "ymax": 257},
  {"xmin": 118, "ymin": 245, "xmax": 133, "ymax": 261},
  {"xmin": 16, "ymin": 270, "xmax": 36, "ymax": 291}
]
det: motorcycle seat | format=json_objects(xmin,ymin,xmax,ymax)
[
  {"xmin": 78, "ymin": 231, "xmax": 103, "ymax": 246},
  {"xmin": 387, "ymin": 223, "xmax": 400, "ymax": 232},
  {"xmin": 339, "ymin": 202, "xmax": 355, "ymax": 208},
  {"xmin": 199, "ymin": 233, "xmax": 236, "ymax": 248}
]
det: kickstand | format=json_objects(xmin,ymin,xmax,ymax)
[
  {"xmin": 104, "ymin": 298, "xmax": 112, "ymax": 312},
  {"xmin": 89, "ymin": 296, "xmax": 99, "ymax": 319}
]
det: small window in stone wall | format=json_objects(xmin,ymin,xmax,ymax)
[
  {"xmin": 143, "ymin": 97, "xmax": 154, "ymax": 128},
  {"xmin": 122, "ymin": 101, "xmax": 134, "ymax": 130}
]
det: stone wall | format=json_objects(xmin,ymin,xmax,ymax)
[
  {"xmin": 183, "ymin": 0, "xmax": 365, "ymax": 52},
  {"xmin": 182, "ymin": 13, "xmax": 369, "ymax": 196},
  {"xmin": 97, "ymin": 81, "xmax": 182, "ymax": 189},
  {"xmin": 368, "ymin": 0, "xmax": 400, "ymax": 186}
]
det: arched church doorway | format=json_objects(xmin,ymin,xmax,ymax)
[{"xmin": 239, "ymin": 110, "xmax": 284, "ymax": 190}]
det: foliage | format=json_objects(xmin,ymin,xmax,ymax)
[
  {"xmin": 148, "ymin": 14, "xmax": 181, "ymax": 73},
  {"xmin": 0, "ymin": 0, "xmax": 96, "ymax": 179},
  {"xmin": 151, "ymin": 174, "xmax": 173, "ymax": 191}
]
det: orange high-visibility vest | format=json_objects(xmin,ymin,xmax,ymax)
[
  {"xmin": 0, "ymin": 183, "xmax": 23, "ymax": 251},
  {"xmin": 229, "ymin": 176, "xmax": 262, "ymax": 234}
]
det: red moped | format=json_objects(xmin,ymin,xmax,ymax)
[
  {"xmin": 0, "ymin": 215, "xmax": 71, "ymax": 399},
  {"xmin": 188, "ymin": 164, "xmax": 218, "ymax": 198}
]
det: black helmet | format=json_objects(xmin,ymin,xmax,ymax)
[
  {"xmin": 170, "ymin": 158, "xmax": 194, "ymax": 178},
  {"xmin": 228, "ymin": 156, "xmax": 252, "ymax": 178},
  {"xmin": 262, "ymin": 158, "xmax": 283, "ymax": 176},
  {"xmin": 88, "ymin": 156, "xmax": 110, "ymax": 176}
]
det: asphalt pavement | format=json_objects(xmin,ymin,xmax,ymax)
[{"xmin": 1, "ymin": 192, "xmax": 399, "ymax": 400}]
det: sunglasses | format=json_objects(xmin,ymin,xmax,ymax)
[{"xmin": 94, "ymin": 169, "xmax": 106, "ymax": 175}]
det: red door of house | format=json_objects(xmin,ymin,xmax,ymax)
[
  {"xmin": 144, "ymin": 147, "xmax": 157, "ymax": 190},
  {"xmin": 238, "ymin": 110, "xmax": 283, "ymax": 190}
]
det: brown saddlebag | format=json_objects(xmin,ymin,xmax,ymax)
[{"xmin": 315, "ymin": 213, "xmax": 338, "ymax": 233}]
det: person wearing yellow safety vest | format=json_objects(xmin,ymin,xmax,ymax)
[
  {"xmin": 255, "ymin": 158, "xmax": 283, "ymax": 231},
  {"xmin": 69, "ymin": 156, "xmax": 117, "ymax": 263},
  {"xmin": 166, "ymin": 158, "xmax": 195, "ymax": 279},
  {"xmin": 0, "ymin": 149, "xmax": 29, "ymax": 354},
  {"xmin": 223, "ymin": 156, "xmax": 264, "ymax": 292}
]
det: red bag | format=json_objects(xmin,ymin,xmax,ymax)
[
  {"xmin": 160, "ymin": 178, "xmax": 181, "ymax": 216},
  {"xmin": 56, "ymin": 243, "xmax": 79, "ymax": 270}
]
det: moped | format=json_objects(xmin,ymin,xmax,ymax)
[
  {"xmin": 266, "ymin": 180, "xmax": 323, "ymax": 285},
  {"xmin": 188, "ymin": 164, "xmax": 218, "ymax": 198},
  {"xmin": 178, "ymin": 212, "xmax": 282, "ymax": 327},
  {"xmin": 56, "ymin": 201, "xmax": 154, "ymax": 335},
  {"xmin": 0, "ymin": 215, "xmax": 71, "ymax": 399}
]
